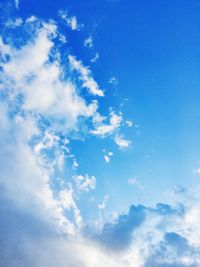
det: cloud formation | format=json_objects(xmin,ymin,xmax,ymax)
[
  {"xmin": 58, "ymin": 10, "xmax": 81, "ymax": 31},
  {"xmin": 68, "ymin": 55, "xmax": 104, "ymax": 97},
  {"xmin": 1, "ymin": 2, "xmax": 199, "ymax": 267},
  {"xmin": 1, "ymin": 186, "xmax": 200, "ymax": 267}
]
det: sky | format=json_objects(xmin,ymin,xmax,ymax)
[{"xmin": 1, "ymin": 0, "xmax": 200, "ymax": 266}]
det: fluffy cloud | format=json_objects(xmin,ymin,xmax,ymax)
[
  {"xmin": 1, "ymin": 4, "xmax": 130, "ymax": 238},
  {"xmin": 0, "ymin": 3, "xmax": 131, "ymax": 241},
  {"xmin": 91, "ymin": 111, "xmax": 132, "ymax": 148},
  {"xmin": 86, "ymin": 197, "xmax": 200, "ymax": 266},
  {"xmin": 0, "ymin": 12, "xmax": 100, "ymax": 239},
  {"xmin": 1, "ymin": 26, "xmax": 96, "ymax": 130},
  {"xmin": 1, "ymin": 189, "xmax": 198, "ymax": 267}
]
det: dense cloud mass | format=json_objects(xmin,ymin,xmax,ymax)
[
  {"xmin": 1, "ymin": 190, "xmax": 200, "ymax": 267},
  {"xmin": 0, "ymin": 1, "xmax": 200, "ymax": 266}
]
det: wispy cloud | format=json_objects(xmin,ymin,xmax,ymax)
[
  {"xmin": 102, "ymin": 149, "xmax": 114, "ymax": 163},
  {"xmin": 91, "ymin": 111, "xmax": 122, "ymax": 136},
  {"xmin": 68, "ymin": 55, "xmax": 104, "ymax": 96},
  {"xmin": 91, "ymin": 52, "xmax": 99, "ymax": 63},
  {"xmin": 58, "ymin": 10, "xmax": 82, "ymax": 31},
  {"xmin": 15, "ymin": 0, "xmax": 19, "ymax": 9},
  {"xmin": 114, "ymin": 134, "xmax": 132, "ymax": 148},
  {"xmin": 74, "ymin": 174, "xmax": 96, "ymax": 192},
  {"xmin": 108, "ymin": 76, "xmax": 118, "ymax": 86},
  {"xmin": 84, "ymin": 36, "xmax": 93, "ymax": 48}
]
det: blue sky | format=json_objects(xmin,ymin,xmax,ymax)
[
  {"xmin": 19, "ymin": 0, "xmax": 200, "ymax": 209},
  {"xmin": 1, "ymin": 0, "xmax": 200, "ymax": 266}
]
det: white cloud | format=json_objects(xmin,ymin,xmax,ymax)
[
  {"xmin": 15, "ymin": 0, "xmax": 19, "ymax": 9},
  {"xmin": 98, "ymin": 194, "xmax": 109, "ymax": 210},
  {"xmin": 0, "ymin": 6, "xmax": 142, "ymax": 267},
  {"xmin": 2, "ymin": 188, "xmax": 200, "ymax": 267},
  {"xmin": 26, "ymin": 15, "xmax": 37, "ymax": 23},
  {"xmin": 84, "ymin": 36, "xmax": 93, "ymax": 48},
  {"xmin": 0, "ymin": 17, "xmax": 102, "ymax": 238},
  {"xmin": 0, "ymin": 129, "xmax": 75, "ymax": 235},
  {"xmin": 59, "ymin": 33, "xmax": 67, "ymax": 43},
  {"xmin": 69, "ymin": 16, "xmax": 78, "ymax": 30},
  {"xmin": 92, "ymin": 112, "xmax": 106, "ymax": 124},
  {"xmin": 68, "ymin": 55, "xmax": 104, "ymax": 96},
  {"xmin": 125, "ymin": 119, "xmax": 133, "ymax": 127},
  {"xmin": 1, "ymin": 25, "xmax": 97, "ymax": 130},
  {"xmin": 108, "ymin": 76, "xmax": 118, "ymax": 86},
  {"xmin": 104, "ymin": 155, "xmax": 110, "ymax": 163},
  {"xmin": 193, "ymin": 167, "xmax": 200, "ymax": 175},
  {"xmin": 91, "ymin": 111, "xmax": 132, "ymax": 148},
  {"xmin": 91, "ymin": 52, "xmax": 99, "ymax": 63},
  {"xmin": 5, "ymin": 17, "xmax": 23, "ymax": 28},
  {"xmin": 58, "ymin": 10, "xmax": 81, "ymax": 31},
  {"xmin": 34, "ymin": 131, "xmax": 60, "ymax": 153},
  {"xmin": 0, "ymin": 37, "xmax": 11, "ymax": 56},
  {"xmin": 72, "ymin": 158, "xmax": 79, "ymax": 169},
  {"xmin": 74, "ymin": 174, "xmax": 96, "ymax": 192},
  {"xmin": 58, "ymin": 186, "xmax": 83, "ymax": 227},
  {"xmin": 103, "ymin": 150, "xmax": 114, "ymax": 163},
  {"xmin": 114, "ymin": 134, "xmax": 132, "ymax": 148},
  {"xmin": 91, "ymin": 111, "xmax": 122, "ymax": 136}
]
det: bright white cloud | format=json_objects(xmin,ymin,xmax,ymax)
[
  {"xmin": 1, "ymin": 25, "xmax": 97, "ymax": 130},
  {"xmin": 58, "ymin": 185, "xmax": 83, "ymax": 227},
  {"xmin": 68, "ymin": 55, "xmax": 104, "ymax": 96},
  {"xmin": 91, "ymin": 111, "xmax": 122, "ymax": 136},
  {"xmin": 0, "ymin": 17, "xmax": 99, "ymax": 237},
  {"xmin": 0, "ymin": 128, "xmax": 75, "ymax": 235}
]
